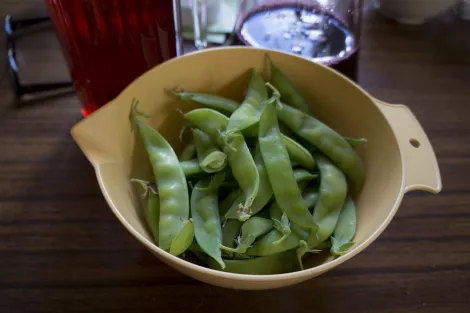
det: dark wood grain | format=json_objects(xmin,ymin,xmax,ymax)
[{"xmin": 0, "ymin": 1, "xmax": 469, "ymax": 312}]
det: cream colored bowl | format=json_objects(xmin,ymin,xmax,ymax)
[{"xmin": 71, "ymin": 47, "xmax": 442, "ymax": 290}]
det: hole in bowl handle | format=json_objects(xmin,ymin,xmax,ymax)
[{"xmin": 375, "ymin": 98, "xmax": 442, "ymax": 194}]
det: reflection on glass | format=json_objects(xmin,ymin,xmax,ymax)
[{"xmin": 192, "ymin": 0, "xmax": 208, "ymax": 49}]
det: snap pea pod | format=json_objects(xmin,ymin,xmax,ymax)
[
  {"xmin": 184, "ymin": 108, "xmax": 259, "ymax": 210},
  {"xmin": 221, "ymin": 217, "xmax": 273, "ymax": 254},
  {"xmin": 170, "ymin": 220, "xmax": 195, "ymax": 256},
  {"xmin": 247, "ymin": 162, "xmax": 319, "ymax": 259},
  {"xmin": 179, "ymin": 90, "xmax": 316, "ymax": 171},
  {"xmin": 130, "ymin": 179, "xmax": 160, "ymax": 244},
  {"xmin": 245, "ymin": 228, "xmax": 301, "ymax": 257},
  {"xmin": 224, "ymin": 144, "xmax": 272, "ymax": 221},
  {"xmin": 191, "ymin": 173, "xmax": 225, "ymax": 269},
  {"xmin": 146, "ymin": 189, "xmax": 160, "ymax": 244},
  {"xmin": 282, "ymin": 135, "xmax": 316, "ymax": 170},
  {"xmin": 290, "ymin": 223, "xmax": 308, "ymax": 242},
  {"xmin": 259, "ymin": 101, "xmax": 315, "ymax": 229},
  {"xmin": 293, "ymin": 168, "xmax": 318, "ymax": 183},
  {"xmin": 269, "ymin": 183, "xmax": 318, "ymax": 245},
  {"xmin": 296, "ymin": 240, "xmax": 321, "ymax": 270},
  {"xmin": 130, "ymin": 103, "xmax": 193, "ymax": 255},
  {"xmin": 308, "ymin": 154, "xmax": 348, "ymax": 247},
  {"xmin": 180, "ymin": 159, "xmax": 204, "ymax": 177},
  {"xmin": 219, "ymin": 189, "xmax": 243, "ymax": 223},
  {"xmin": 171, "ymin": 90, "xmax": 240, "ymax": 115},
  {"xmin": 224, "ymin": 161, "xmax": 317, "ymax": 222},
  {"xmin": 242, "ymin": 123, "xmax": 316, "ymax": 170},
  {"xmin": 221, "ymin": 219, "xmax": 242, "ymax": 258},
  {"xmin": 208, "ymin": 250, "xmax": 300, "ymax": 274},
  {"xmin": 268, "ymin": 56, "xmax": 312, "ymax": 114},
  {"xmin": 303, "ymin": 187, "xmax": 319, "ymax": 210},
  {"xmin": 345, "ymin": 137, "xmax": 368, "ymax": 148},
  {"xmin": 331, "ymin": 196, "xmax": 357, "ymax": 256},
  {"xmin": 226, "ymin": 71, "xmax": 268, "ymax": 135},
  {"xmin": 278, "ymin": 104, "xmax": 365, "ymax": 189},
  {"xmin": 269, "ymin": 202, "xmax": 291, "ymax": 245},
  {"xmin": 289, "ymin": 187, "xmax": 320, "ymax": 242},
  {"xmin": 192, "ymin": 129, "xmax": 227, "ymax": 173},
  {"xmin": 179, "ymin": 142, "xmax": 196, "ymax": 161}
]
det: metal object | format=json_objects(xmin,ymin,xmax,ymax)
[{"xmin": 4, "ymin": 13, "xmax": 73, "ymax": 100}]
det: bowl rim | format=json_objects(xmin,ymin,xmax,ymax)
[{"xmin": 77, "ymin": 46, "xmax": 408, "ymax": 282}]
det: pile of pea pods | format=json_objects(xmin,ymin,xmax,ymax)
[{"xmin": 130, "ymin": 58, "xmax": 366, "ymax": 275}]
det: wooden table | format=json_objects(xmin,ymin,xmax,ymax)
[{"xmin": 1, "ymin": 2, "xmax": 469, "ymax": 312}]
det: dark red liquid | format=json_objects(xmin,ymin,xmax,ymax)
[
  {"xmin": 236, "ymin": 4, "xmax": 360, "ymax": 81},
  {"xmin": 46, "ymin": 0, "xmax": 179, "ymax": 116}
]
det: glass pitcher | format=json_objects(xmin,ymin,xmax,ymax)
[
  {"xmin": 235, "ymin": 0, "xmax": 363, "ymax": 81},
  {"xmin": 45, "ymin": 0, "xmax": 183, "ymax": 116}
]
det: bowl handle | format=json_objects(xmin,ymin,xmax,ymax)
[{"xmin": 375, "ymin": 98, "xmax": 442, "ymax": 194}]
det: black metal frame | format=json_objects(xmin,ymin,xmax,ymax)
[{"xmin": 4, "ymin": 14, "xmax": 73, "ymax": 100}]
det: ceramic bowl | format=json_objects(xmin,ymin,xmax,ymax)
[
  {"xmin": 374, "ymin": 0, "xmax": 459, "ymax": 24},
  {"xmin": 71, "ymin": 47, "xmax": 442, "ymax": 290}
]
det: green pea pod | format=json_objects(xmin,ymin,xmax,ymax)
[
  {"xmin": 331, "ymin": 196, "xmax": 357, "ymax": 256},
  {"xmin": 226, "ymin": 71, "xmax": 268, "ymax": 135},
  {"xmin": 303, "ymin": 187, "xmax": 319, "ymax": 210},
  {"xmin": 296, "ymin": 240, "xmax": 321, "ymax": 270},
  {"xmin": 146, "ymin": 190, "xmax": 160, "ymax": 243},
  {"xmin": 242, "ymin": 125, "xmax": 316, "ymax": 171},
  {"xmin": 221, "ymin": 217, "xmax": 273, "ymax": 254},
  {"xmin": 282, "ymin": 135, "xmax": 316, "ymax": 170},
  {"xmin": 224, "ymin": 150, "xmax": 317, "ymax": 222},
  {"xmin": 180, "ymin": 159, "xmax": 204, "ymax": 177},
  {"xmin": 221, "ymin": 219, "xmax": 242, "ymax": 258},
  {"xmin": 171, "ymin": 90, "xmax": 240, "ymax": 115},
  {"xmin": 268, "ymin": 56, "xmax": 312, "ymax": 114},
  {"xmin": 269, "ymin": 202, "xmax": 291, "ymax": 245},
  {"xmin": 170, "ymin": 219, "xmax": 195, "ymax": 256},
  {"xmin": 202, "ymin": 98, "xmax": 316, "ymax": 171},
  {"xmin": 278, "ymin": 104, "xmax": 365, "ymax": 189},
  {"xmin": 192, "ymin": 129, "xmax": 227, "ymax": 173},
  {"xmin": 130, "ymin": 103, "xmax": 191, "ymax": 255},
  {"xmin": 290, "ymin": 223, "xmax": 308, "ymax": 242},
  {"xmin": 345, "ymin": 137, "xmax": 368, "ymax": 148},
  {"xmin": 191, "ymin": 173, "xmax": 226, "ymax": 269},
  {"xmin": 289, "ymin": 187, "xmax": 320, "ymax": 241},
  {"xmin": 219, "ymin": 189, "xmax": 243, "ymax": 222},
  {"xmin": 179, "ymin": 142, "xmax": 196, "ymax": 161},
  {"xmin": 268, "ymin": 177, "xmax": 318, "ymax": 245},
  {"xmin": 208, "ymin": 250, "xmax": 300, "ymax": 275},
  {"xmin": 181, "ymin": 90, "xmax": 315, "ymax": 171},
  {"xmin": 225, "ymin": 144, "xmax": 272, "ymax": 221},
  {"xmin": 308, "ymin": 154, "xmax": 348, "ymax": 247},
  {"xmin": 130, "ymin": 179, "xmax": 160, "ymax": 244},
  {"xmin": 246, "ymin": 229, "xmax": 301, "ymax": 257},
  {"xmin": 293, "ymin": 168, "xmax": 319, "ymax": 183},
  {"xmin": 184, "ymin": 109, "xmax": 259, "ymax": 210},
  {"xmin": 259, "ymin": 101, "xmax": 315, "ymax": 229}
]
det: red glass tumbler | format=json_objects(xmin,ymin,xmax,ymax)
[{"xmin": 45, "ymin": 0, "xmax": 183, "ymax": 116}]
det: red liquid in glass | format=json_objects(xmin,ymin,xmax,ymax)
[
  {"xmin": 46, "ymin": 0, "xmax": 178, "ymax": 116},
  {"xmin": 236, "ymin": 4, "xmax": 360, "ymax": 81}
]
